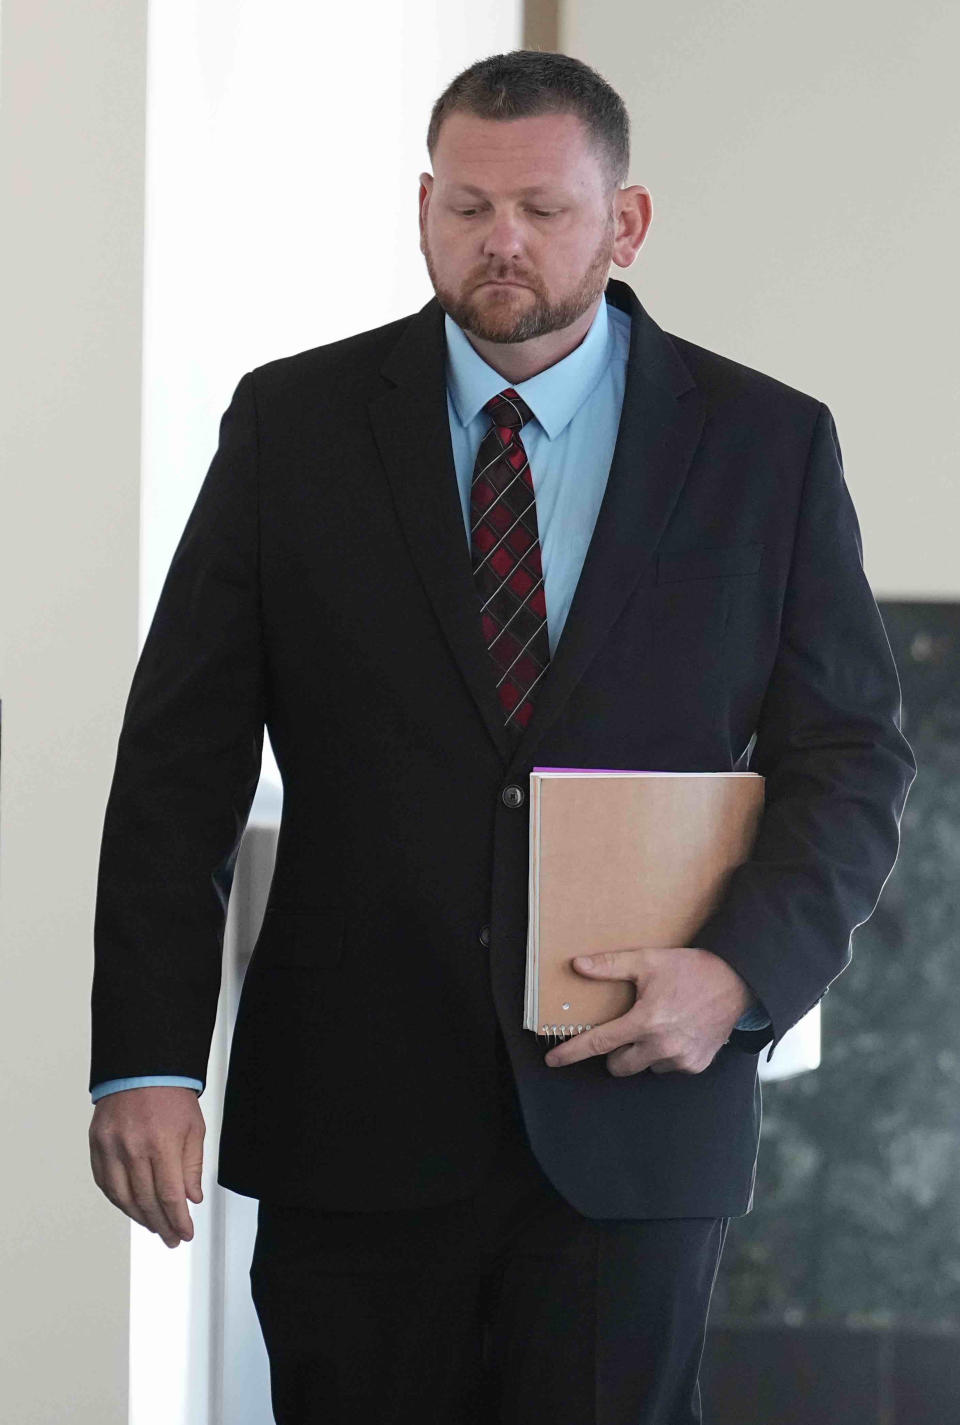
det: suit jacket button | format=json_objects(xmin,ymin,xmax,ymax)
[
  {"xmin": 478, "ymin": 924, "xmax": 490, "ymax": 947},
  {"xmin": 501, "ymin": 784, "xmax": 525, "ymax": 808}
]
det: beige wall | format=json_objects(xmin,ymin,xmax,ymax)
[
  {"xmin": 561, "ymin": 0, "xmax": 958, "ymax": 598},
  {"xmin": 0, "ymin": 2, "xmax": 149, "ymax": 1421}
]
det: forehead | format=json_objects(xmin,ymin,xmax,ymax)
[{"xmin": 432, "ymin": 110, "xmax": 598, "ymax": 192}]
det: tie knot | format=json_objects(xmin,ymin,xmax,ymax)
[{"xmin": 483, "ymin": 387, "xmax": 533, "ymax": 432}]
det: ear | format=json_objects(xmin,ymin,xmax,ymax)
[
  {"xmin": 611, "ymin": 185, "xmax": 653, "ymax": 270},
  {"xmin": 418, "ymin": 173, "xmax": 433, "ymax": 234}
]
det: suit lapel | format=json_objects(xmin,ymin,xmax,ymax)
[
  {"xmin": 368, "ymin": 277, "xmax": 706, "ymax": 769},
  {"xmin": 368, "ymin": 307, "xmax": 518, "ymax": 761}
]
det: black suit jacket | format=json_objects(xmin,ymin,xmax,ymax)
[{"xmin": 89, "ymin": 277, "xmax": 916, "ymax": 1218}]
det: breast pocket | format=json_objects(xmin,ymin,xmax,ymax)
[
  {"xmin": 650, "ymin": 543, "xmax": 763, "ymax": 724},
  {"xmin": 655, "ymin": 541, "xmax": 764, "ymax": 584},
  {"xmin": 250, "ymin": 903, "xmax": 346, "ymax": 969}
]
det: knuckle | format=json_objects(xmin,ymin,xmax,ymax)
[
  {"xmin": 653, "ymin": 1014, "xmax": 679, "ymax": 1040},
  {"xmin": 121, "ymin": 1141, "xmax": 158, "ymax": 1168}
]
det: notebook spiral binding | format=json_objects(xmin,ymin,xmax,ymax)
[{"xmin": 537, "ymin": 1024, "xmax": 593, "ymax": 1043}]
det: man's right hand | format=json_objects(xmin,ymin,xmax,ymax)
[{"xmin": 89, "ymin": 1086, "xmax": 205, "ymax": 1248}]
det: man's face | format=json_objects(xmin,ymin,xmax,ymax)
[{"xmin": 419, "ymin": 110, "xmax": 619, "ymax": 345}]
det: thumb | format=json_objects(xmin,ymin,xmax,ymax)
[
  {"xmin": 184, "ymin": 1147, "xmax": 204, "ymax": 1204},
  {"xmin": 574, "ymin": 952, "xmax": 618, "ymax": 973},
  {"xmin": 574, "ymin": 950, "xmax": 649, "ymax": 985}
]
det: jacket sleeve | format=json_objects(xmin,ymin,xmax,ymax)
[
  {"xmin": 89, "ymin": 371, "xmax": 264, "ymax": 1095},
  {"xmin": 694, "ymin": 401, "xmax": 917, "ymax": 1062}
]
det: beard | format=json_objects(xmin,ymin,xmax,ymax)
[{"xmin": 421, "ymin": 217, "xmax": 615, "ymax": 344}]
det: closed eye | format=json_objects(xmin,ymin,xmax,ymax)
[{"xmin": 456, "ymin": 209, "xmax": 557, "ymax": 218}]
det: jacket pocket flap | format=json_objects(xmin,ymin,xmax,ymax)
[
  {"xmin": 656, "ymin": 541, "xmax": 764, "ymax": 583},
  {"xmin": 252, "ymin": 903, "xmax": 346, "ymax": 968}
]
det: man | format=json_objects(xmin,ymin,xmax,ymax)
[{"xmin": 89, "ymin": 49, "xmax": 916, "ymax": 1425}]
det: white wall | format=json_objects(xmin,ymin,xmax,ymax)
[
  {"xmin": 561, "ymin": 0, "xmax": 958, "ymax": 599},
  {"xmin": 0, "ymin": 2, "xmax": 521, "ymax": 1422}
]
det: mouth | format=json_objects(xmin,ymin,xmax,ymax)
[{"xmin": 480, "ymin": 280, "xmax": 528, "ymax": 289}]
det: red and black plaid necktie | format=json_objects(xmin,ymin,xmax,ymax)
[{"xmin": 469, "ymin": 387, "xmax": 550, "ymax": 738}]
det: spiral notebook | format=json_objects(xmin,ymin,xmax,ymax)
[{"xmin": 524, "ymin": 768, "xmax": 765, "ymax": 1040}]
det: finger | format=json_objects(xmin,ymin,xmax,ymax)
[
  {"xmin": 605, "ymin": 1033, "xmax": 709, "ymax": 1077},
  {"xmin": 573, "ymin": 949, "xmax": 651, "ymax": 983},
  {"xmin": 152, "ymin": 1154, "xmax": 196, "ymax": 1243},
  {"xmin": 648, "ymin": 1048, "xmax": 715, "ymax": 1075},
  {"xmin": 90, "ymin": 1139, "xmax": 154, "ymax": 1234},
  {"xmin": 544, "ymin": 1009, "xmax": 645, "ymax": 1068},
  {"xmin": 605, "ymin": 1040, "xmax": 658, "ymax": 1077},
  {"xmin": 183, "ymin": 1127, "xmax": 204, "ymax": 1206},
  {"xmin": 123, "ymin": 1150, "xmax": 185, "ymax": 1248}
]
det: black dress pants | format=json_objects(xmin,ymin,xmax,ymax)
[{"xmin": 249, "ymin": 1034, "xmax": 731, "ymax": 1425}]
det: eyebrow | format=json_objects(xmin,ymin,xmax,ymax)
[{"xmin": 447, "ymin": 183, "xmax": 567, "ymax": 198}]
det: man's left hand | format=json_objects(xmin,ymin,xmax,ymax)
[{"xmin": 542, "ymin": 946, "xmax": 757, "ymax": 1077}]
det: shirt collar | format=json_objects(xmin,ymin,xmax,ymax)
[{"xmin": 444, "ymin": 290, "xmax": 612, "ymax": 441}]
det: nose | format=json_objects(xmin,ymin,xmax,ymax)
[{"xmin": 480, "ymin": 211, "xmax": 526, "ymax": 264}]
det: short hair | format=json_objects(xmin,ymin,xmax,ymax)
[{"xmin": 426, "ymin": 50, "xmax": 630, "ymax": 194}]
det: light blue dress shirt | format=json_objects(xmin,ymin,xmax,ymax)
[{"xmin": 91, "ymin": 294, "xmax": 770, "ymax": 1104}]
